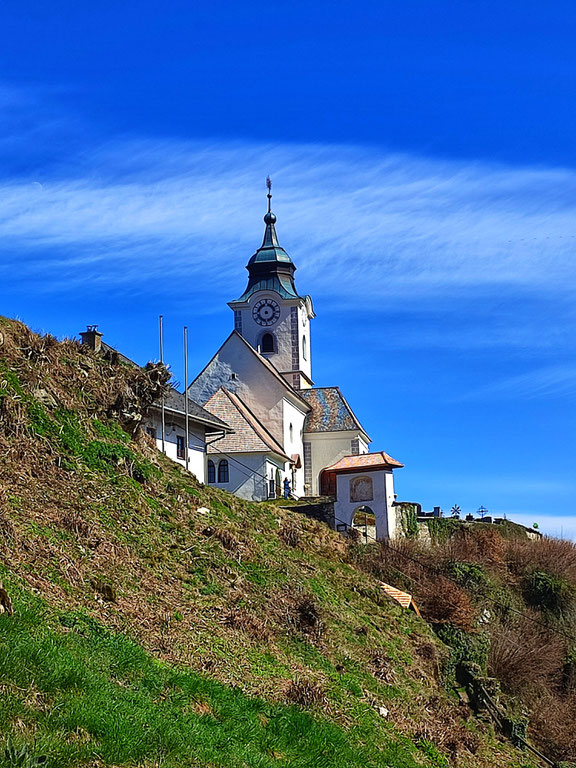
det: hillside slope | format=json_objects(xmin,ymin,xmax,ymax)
[{"xmin": 0, "ymin": 318, "xmax": 532, "ymax": 768}]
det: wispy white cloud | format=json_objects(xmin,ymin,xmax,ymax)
[
  {"xmin": 458, "ymin": 363, "xmax": 576, "ymax": 401},
  {"xmin": 1, "ymin": 135, "xmax": 576, "ymax": 301}
]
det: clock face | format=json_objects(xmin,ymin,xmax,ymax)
[{"xmin": 252, "ymin": 298, "xmax": 280, "ymax": 327}]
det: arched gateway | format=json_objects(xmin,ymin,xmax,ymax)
[{"xmin": 320, "ymin": 451, "xmax": 404, "ymax": 540}]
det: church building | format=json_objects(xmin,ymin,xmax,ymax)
[{"xmin": 188, "ymin": 182, "xmax": 404, "ymax": 538}]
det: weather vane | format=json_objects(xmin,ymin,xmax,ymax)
[{"xmin": 266, "ymin": 176, "xmax": 272, "ymax": 212}]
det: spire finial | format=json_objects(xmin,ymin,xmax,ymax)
[
  {"xmin": 266, "ymin": 176, "xmax": 272, "ymax": 213},
  {"xmin": 263, "ymin": 176, "xmax": 276, "ymax": 226}
]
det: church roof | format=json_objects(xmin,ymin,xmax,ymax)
[
  {"xmin": 234, "ymin": 184, "xmax": 304, "ymax": 303},
  {"xmin": 324, "ymin": 451, "xmax": 404, "ymax": 472},
  {"xmin": 162, "ymin": 389, "xmax": 231, "ymax": 433},
  {"xmin": 300, "ymin": 387, "xmax": 370, "ymax": 440},
  {"xmin": 204, "ymin": 387, "xmax": 290, "ymax": 460}
]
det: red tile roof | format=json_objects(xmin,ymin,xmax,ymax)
[
  {"xmin": 324, "ymin": 451, "xmax": 404, "ymax": 472},
  {"xmin": 205, "ymin": 388, "xmax": 289, "ymax": 460}
]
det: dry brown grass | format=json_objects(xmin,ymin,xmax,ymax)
[
  {"xmin": 488, "ymin": 617, "xmax": 566, "ymax": 696},
  {"xmin": 284, "ymin": 677, "xmax": 327, "ymax": 707},
  {"xmin": 506, "ymin": 536, "xmax": 576, "ymax": 582},
  {"xmin": 530, "ymin": 693, "xmax": 576, "ymax": 761}
]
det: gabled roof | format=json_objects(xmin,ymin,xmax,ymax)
[
  {"xmin": 189, "ymin": 331, "xmax": 310, "ymax": 411},
  {"xmin": 300, "ymin": 387, "xmax": 370, "ymax": 440},
  {"xmin": 161, "ymin": 389, "xmax": 230, "ymax": 433},
  {"xmin": 205, "ymin": 388, "xmax": 290, "ymax": 460},
  {"xmin": 324, "ymin": 451, "xmax": 404, "ymax": 472},
  {"xmin": 100, "ymin": 342, "xmax": 230, "ymax": 433}
]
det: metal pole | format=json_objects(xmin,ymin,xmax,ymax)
[
  {"xmin": 159, "ymin": 315, "xmax": 166, "ymax": 454},
  {"xmin": 184, "ymin": 325, "xmax": 190, "ymax": 472}
]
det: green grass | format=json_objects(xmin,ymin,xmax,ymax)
[{"xmin": 0, "ymin": 586, "xmax": 424, "ymax": 768}]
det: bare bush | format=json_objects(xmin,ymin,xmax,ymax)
[
  {"xmin": 531, "ymin": 693, "xmax": 576, "ymax": 761},
  {"xmin": 443, "ymin": 526, "xmax": 506, "ymax": 571},
  {"xmin": 287, "ymin": 594, "xmax": 326, "ymax": 641},
  {"xmin": 417, "ymin": 576, "xmax": 478, "ymax": 632},
  {"xmin": 488, "ymin": 617, "xmax": 566, "ymax": 696},
  {"xmin": 506, "ymin": 536, "xmax": 576, "ymax": 584}
]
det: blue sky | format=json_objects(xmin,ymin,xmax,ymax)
[{"xmin": 1, "ymin": 1, "xmax": 575, "ymax": 536}]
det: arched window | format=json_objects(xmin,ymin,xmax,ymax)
[
  {"xmin": 207, "ymin": 459, "xmax": 215, "ymax": 484},
  {"xmin": 302, "ymin": 334, "xmax": 307, "ymax": 360},
  {"xmin": 218, "ymin": 459, "xmax": 229, "ymax": 483},
  {"xmin": 261, "ymin": 333, "xmax": 275, "ymax": 354}
]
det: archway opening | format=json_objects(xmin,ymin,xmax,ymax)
[{"xmin": 352, "ymin": 505, "xmax": 376, "ymax": 543}]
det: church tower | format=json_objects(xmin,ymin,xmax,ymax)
[{"xmin": 228, "ymin": 180, "xmax": 315, "ymax": 390}]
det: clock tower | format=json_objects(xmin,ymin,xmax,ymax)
[{"xmin": 228, "ymin": 181, "xmax": 315, "ymax": 390}]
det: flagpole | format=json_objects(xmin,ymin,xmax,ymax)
[
  {"xmin": 184, "ymin": 325, "xmax": 190, "ymax": 472},
  {"xmin": 159, "ymin": 315, "xmax": 166, "ymax": 455}
]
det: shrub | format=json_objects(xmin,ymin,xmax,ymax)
[
  {"xmin": 435, "ymin": 624, "xmax": 490, "ymax": 682},
  {"xmin": 506, "ymin": 537, "xmax": 576, "ymax": 583},
  {"xmin": 427, "ymin": 517, "xmax": 460, "ymax": 545},
  {"xmin": 446, "ymin": 561, "xmax": 489, "ymax": 592},
  {"xmin": 488, "ymin": 617, "xmax": 565, "ymax": 695},
  {"xmin": 417, "ymin": 576, "xmax": 478, "ymax": 632},
  {"xmin": 523, "ymin": 570, "xmax": 575, "ymax": 614}
]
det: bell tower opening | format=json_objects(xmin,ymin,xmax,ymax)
[{"xmin": 261, "ymin": 332, "xmax": 275, "ymax": 354}]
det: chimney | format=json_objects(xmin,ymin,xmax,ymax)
[{"xmin": 80, "ymin": 325, "xmax": 103, "ymax": 352}]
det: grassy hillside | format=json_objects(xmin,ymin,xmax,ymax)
[{"xmin": 0, "ymin": 318, "xmax": 533, "ymax": 767}]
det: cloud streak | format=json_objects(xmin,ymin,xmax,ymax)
[{"xmin": 1, "ymin": 135, "xmax": 576, "ymax": 301}]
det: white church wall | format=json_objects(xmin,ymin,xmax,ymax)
[
  {"xmin": 188, "ymin": 334, "xmax": 287, "ymax": 442},
  {"xmin": 333, "ymin": 469, "xmax": 396, "ymax": 540},
  {"xmin": 236, "ymin": 293, "xmax": 294, "ymax": 376},
  {"xmin": 207, "ymin": 452, "xmax": 283, "ymax": 501},
  {"xmin": 282, "ymin": 398, "xmax": 307, "ymax": 497},
  {"xmin": 305, "ymin": 431, "xmax": 370, "ymax": 495},
  {"xmin": 231, "ymin": 293, "xmax": 312, "ymax": 385},
  {"xmin": 145, "ymin": 411, "xmax": 207, "ymax": 482}
]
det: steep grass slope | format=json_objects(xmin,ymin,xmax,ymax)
[{"xmin": 0, "ymin": 318, "xmax": 532, "ymax": 768}]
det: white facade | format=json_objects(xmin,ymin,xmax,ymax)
[
  {"xmin": 333, "ymin": 469, "xmax": 397, "ymax": 540},
  {"xmin": 207, "ymin": 452, "xmax": 284, "ymax": 501},
  {"xmin": 229, "ymin": 292, "xmax": 314, "ymax": 389},
  {"xmin": 304, "ymin": 431, "xmax": 369, "ymax": 496},
  {"xmin": 188, "ymin": 332, "xmax": 305, "ymax": 445},
  {"xmin": 282, "ymin": 397, "xmax": 308, "ymax": 497},
  {"xmin": 146, "ymin": 410, "xmax": 208, "ymax": 482}
]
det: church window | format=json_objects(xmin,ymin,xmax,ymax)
[
  {"xmin": 261, "ymin": 333, "xmax": 275, "ymax": 354},
  {"xmin": 207, "ymin": 460, "xmax": 215, "ymax": 483},
  {"xmin": 302, "ymin": 335, "xmax": 307, "ymax": 360},
  {"xmin": 176, "ymin": 435, "xmax": 185, "ymax": 459},
  {"xmin": 218, "ymin": 459, "xmax": 229, "ymax": 483},
  {"xmin": 351, "ymin": 438, "xmax": 360, "ymax": 455},
  {"xmin": 289, "ymin": 423, "xmax": 293, "ymax": 441}
]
